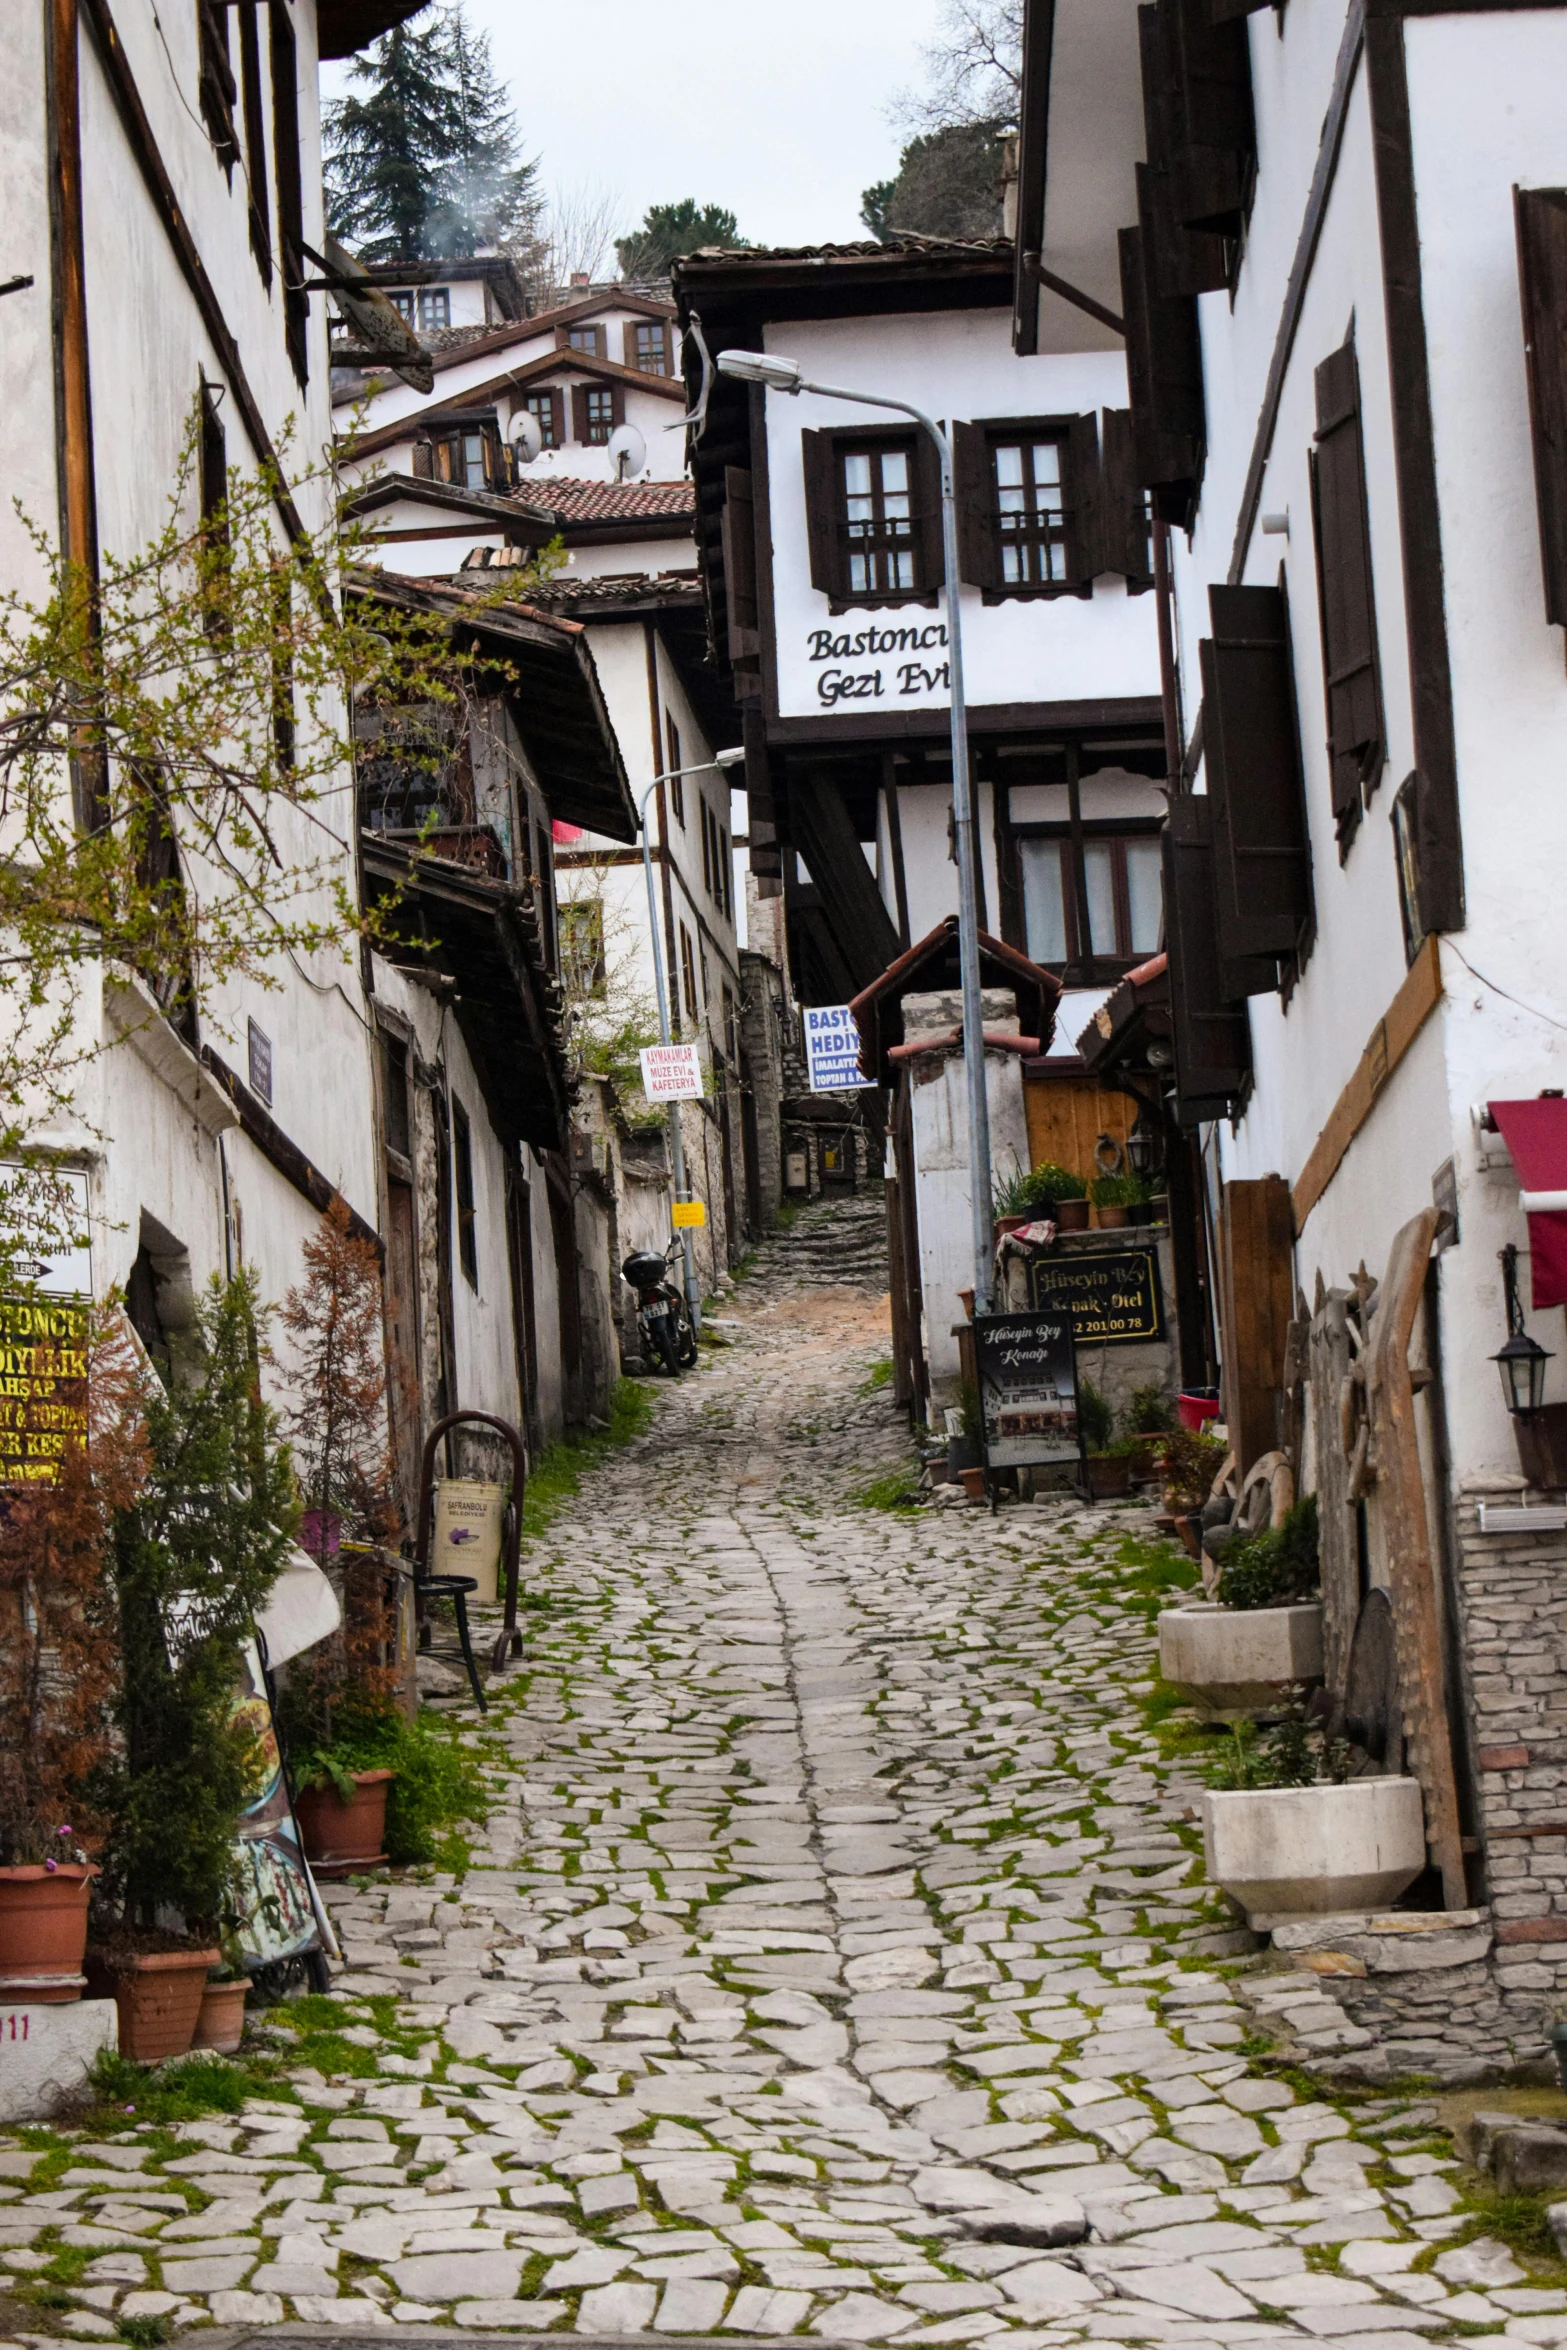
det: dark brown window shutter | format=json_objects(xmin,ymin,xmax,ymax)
[
  {"xmin": 1208, "ymin": 0, "xmax": 1271, "ymax": 18},
  {"xmin": 1097, "ymin": 411, "xmax": 1154, "ymax": 590},
  {"xmin": 412, "ymin": 438, "xmax": 433, "ymax": 479},
  {"xmin": 801, "ymin": 430, "xmax": 841, "ymax": 597},
  {"xmin": 610, "ymin": 383, "xmax": 626, "ymax": 428},
  {"xmin": 1310, "ymin": 337, "xmax": 1384, "ymax": 846},
  {"xmin": 1118, "ymin": 223, "xmax": 1205, "ymax": 524},
  {"xmin": 1163, "ymin": 795, "xmax": 1253, "ymax": 1125},
  {"xmin": 952, "ymin": 420, "xmax": 996, "ymax": 588},
  {"xmin": 571, "ymin": 384, "xmax": 591, "ymax": 445},
  {"xmin": 1515, "ymin": 186, "xmax": 1567, "ymax": 628},
  {"xmin": 1165, "ymin": 0, "xmax": 1254, "ymax": 237},
  {"xmin": 1065, "ymin": 413, "xmax": 1101, "ymax": 589},
  {"xmin": 909, "ymin": 430, "xmax": 944, "ymax": 591},
  {"xmin": 721, "ymin": 467, "xmax": 760, "ymax": 661},
  {"xmin": 1136, "ymin": 13, "xmax": 1228, "ymax": 297},
  {"xmin": 1200, "ymin": 583, "xmax": 1312, "ymax": 968}
]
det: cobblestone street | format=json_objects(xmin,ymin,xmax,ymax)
[{"xmin": 0, "ymin": 1211, "xmax": 1539, "ymax": 2348}]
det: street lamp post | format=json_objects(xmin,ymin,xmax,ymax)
[
  {"xmin": 638, "ymin": 747, "xmax": 746, "ymax": 1336},
  {"xmin": 715, "ymin": 349, "xmax": 994, "ymax": 1315}
]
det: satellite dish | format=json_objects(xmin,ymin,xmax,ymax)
[
  {"xmin": 607, "ymin": 422, "xmax": 647, "ymax": 482},
  {"xmin": 508, "ymin": 409, "xmax": 543, "ymax": 466}
]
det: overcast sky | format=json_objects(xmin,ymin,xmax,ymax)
[{"xmin": 323, "ymin": 0, "xmax": 949, "ymax": 252}]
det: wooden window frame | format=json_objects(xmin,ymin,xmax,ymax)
[
  {"xmin": 802, "ymin": 423, "xmax": 942, "ymax": 613},
  {"xmin": 1012, "ymin": 819, "xmax": 1165, "ymax": 974},
  {"xmin": 1517, "ymin": 186, "xmax": 1567, "ymax": 630},
  {"xmin": 270, "ymin": 5, "xmax": 308, "ymax": 387},
  {"xmin": 561, "ymin": 322, "xmax": 606, "ymax": 359},
  {"xmin": 573, "ymin": 381, "xmax": 624, "ymax": 446},
  {"xmin": 452, "ymin": 1097, "xmax": 478, "ymax": 1290},
  {"xmin": 417, "ymin": 287, "xmax": 451, "ymax": 333},
  {"xmin": 522, "ymin": 388, "xmax": 562, "ymax": 449},
  {"xmin": 954, "ymin": 414, "xmax": 1099, "ymax": 602},
  {"xmin": 628, "ymin": 319, "xmax": 670, "ymax": 375},
  {"xmin": 198, "ymin": 378, "xmax": 230, "ymax": 641}
]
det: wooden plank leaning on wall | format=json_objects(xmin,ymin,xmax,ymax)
[{"xmin": 1217, "ymin": 1174, "xmax": 1296, "ymax": 1483}]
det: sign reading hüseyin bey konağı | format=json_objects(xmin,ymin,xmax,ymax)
[
  {"xmin": 1028, "ymin": 1243, "xmax": 1166, "ymax": 1346},
  {"xmin": 973, "ymin": 1311, "xmax": 1082, "ymax": 1468}
]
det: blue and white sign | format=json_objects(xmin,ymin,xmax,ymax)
[{"xmin": 803, "ymin": 1005, "xmax": 871, "ymax": 1092}]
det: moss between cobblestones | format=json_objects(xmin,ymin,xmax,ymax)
[{"xmin": 520, "ymin": 1377, "xmax": 656, "ymax": 1546}]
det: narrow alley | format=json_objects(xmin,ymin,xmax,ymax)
[{"xmin": 0, "ymin": 1211, "xmax": 1517, "ymax": 2350}]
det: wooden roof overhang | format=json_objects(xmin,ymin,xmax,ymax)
[
  {"xmin": 360, "ymin": 836, "xmax": 572, "ymax": 1153},
  {"xmin": 352, "ymin": 573, "xmax": 638, "ymax": 843},
  {"xmin": 318, "ymin": 0, "xmax": 429, "ymax": 59},
  {"xmin": 849, "ymin": 914, "xmax": 1062, "ymax": 1087},
  {"xmin": 1073, "ymin": 951, "xmax": 1173, "ymax": 1104}
]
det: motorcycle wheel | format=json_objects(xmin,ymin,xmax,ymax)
[
  {"xmin": 675, "ymin": 1315, "xmax": 698, "ymax": 1369},
  {"xmin": 652, "ymin": 1318, "xmax": 681, "ymax": 1376}
]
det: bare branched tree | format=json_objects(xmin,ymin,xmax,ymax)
[
  {"xmin": 518, "ymin": 179, "xmax": 630, "ymax": 304},
  {"xmin": 893, "ymin": 0, "xmax": 1024, "ymax": 134}
]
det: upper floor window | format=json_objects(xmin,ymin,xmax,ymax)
[
  {"xmin": 994, "ymin": 434, "xmax": 1068, "ymax": 585},
  {"xmin": 418, "ymin": 288, "xmax": 450, "ymax": 332},
  {"xmin": 953, "ymin": 416, "xmax": 1098, "ymax": 601},
  {"xmin": 560, "ymin": 900, "xmax": 606, "ymax": 998},
  {"xmin": 415, "ymin": 420, "xmax": 508, "ymax": 492},
  {"xmin": 390, "ymin": 291, "xmax": 415, "ymax": 324},
  {"xmin": 452, "ymin": 1098, "xmax": 478, "ymax": 1289},
  {"xmin": 572, "ymin": 384, "xmax": 623, "ymax": 445},
  {"xmin": 566, "ymin": 323, "xmax": 606, "ymax": 357},
  {"xmin": 1020, "ymin": 832, "xmax": 1163, "ymax": 969},
  {"xmin": 629, "ymin": 320, "xmax": 670, "ymax": 375},
  {"xmin": 802, "ymin": 426, "xmax": 940, "ymax": 612},
  {"xmin": 522, "ymin": 388, "xmax": 561, "ymax": 448}
]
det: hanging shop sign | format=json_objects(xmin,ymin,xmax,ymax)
[
  {"xmin": 639, "ymin": 1042, "xmax": 704, "ymax": 1102},
  {"xmin": 803, "ymin": 1005, "xmax": 871, "ymax": 1092},
  {"xmin": 1028, "ymin": 1243, "xmax": 1166, "ymax": 1347},
  {"xmin": 0, "ymin": 1166, "xmax": 91, "ymax": 1487},
  {"xmin": 973, "ymin": 1310, "xmax": 1083, "ymax": 1468}
]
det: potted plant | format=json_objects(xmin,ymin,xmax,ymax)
[
  {"xmin": 1023, "ymin": 1162, "xmax": 1090, "ymax": 1231},
  {"xmin": 193, "ymin": 1963, "xmax": 250, "ymax": 2054},
  {"xmin": 91, "ymin": 1272, "xmax": 295, "ymax": 2063},
  {"xmin": 275, "ymin": 1202, "xmax": 408, "ymax": 1876},
  {"xmin": 1091, "ymin": 1170, "xmax": 1144, "ymax": 1229},
  {"xmin": 1200, "ymin": 1705, "xmax": 1426, "ymax": 1924},
  {"xmin": 0, "ymin": 1305, "xmax": 147, "ymax": 2003},
  {"xmin": 1076, "ymin": 1379, "xmax": 1130, "ymax": 1495},
  {"xmin": 1159, "ymin": 1498, "xmax": 1324, "ymax": 1718}
]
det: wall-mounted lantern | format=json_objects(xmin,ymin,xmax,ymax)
[{"xmin": 1493, "ymin": 1242, "xmax": 1553, "ymax": 1417}]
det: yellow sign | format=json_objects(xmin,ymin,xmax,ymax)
[
  {"xmin": 672, "ymin": 1200, "xmax": 707, "ymax": 1230},
  {"xmin": 0, "ymin": 1298, "xmax": 89, "ymax": 1485}
]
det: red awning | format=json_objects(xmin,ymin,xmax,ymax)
[{"xmin": 1489, "ymin": 1097, "xmax": 1567, "ymax": 1307}]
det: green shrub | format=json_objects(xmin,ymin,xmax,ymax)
[
  {"xmin": 1090, "ymin": 1170, "xmax": 1145, "ymax": 1208},
  {"xmin": 995, "ymin": 1160, "xmax": 1086, "ymax": 1215},
  {"xmin": 290, "ymin": 1704, "xmax": 489, "ymax": 1865},
  {"xmin": 1127, "ymin": 1384, "xmax": 1176, "ymax": 1434},
  {"xmin": 1215, "ymin": 1494, "xmax": 1320, "ymax": 1610},
  {"xmin": 1077, "ymin": 1379, "xmax": 1113, "ymax": 1453}
]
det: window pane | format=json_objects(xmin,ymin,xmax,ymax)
[
  {"xmin": 993, "ymin": 443, "xmax": 1024, "ymax": 490},
  {"xmin": 1125, "ymin": 838, "xmax": 1163, "ymax": 954},
  {"xmin": 1021, "ymin": 840, "xmax": 1068, "ymax": 965},
  {"xmin": 1032, "ymin": 442, "xmax": 1062, "ymax": 496},
  {"xmin": 879, "ymin": 450, "xmax": 909, "ymax": 495},
  {"xmin": 1083, "ymin": 843, "xmax": 1117, "ymax": 956},
  {"xmin": 843, "ymin": 453, "xmax": 872, "ymax": 498}
]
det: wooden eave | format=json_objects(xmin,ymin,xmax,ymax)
[
  {"xmin": 360, "ymin": 836, "xmax": 572, "ymax": 1152},
  {"xmin": 345, "ymin": 473, "xmax": 557, "ymax": 545},
  {"xmin": 318, "ymin": 0, "xmax": 428, "ymax": 58},
  {"xmin": 342, "ymin": 347, "xmax": 687, "ymax": 448},
  {"xmin": 353, "ymin": 572, "xmax": 638, "ymax": 843}
]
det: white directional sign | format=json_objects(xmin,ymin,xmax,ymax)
[
  {"xmin": 639, "ymin": 1042, "xmax": 705, "ymax": 1102},
  {"xmin": 803, "ymin": 1005, "xmax": 871, "ymax": 1092}
]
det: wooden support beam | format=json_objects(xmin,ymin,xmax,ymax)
[{"xmin": 1291, "ymin": 934, "xmax": 1443, "ymax": 1232}]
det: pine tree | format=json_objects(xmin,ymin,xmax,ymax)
[
  {"xmin": 324, "ymin": 4, "xmax": 540, "ymax": 266},
  {"xmin": 324, "ymin": 18, "xmax": 464, "ymax": 262},
  {"xmin": 615, "ymin": 200, "xmax": 747, "ymax": 282}
]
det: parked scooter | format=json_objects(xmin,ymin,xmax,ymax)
[{"xmin": 623, "ymin": 1242, "xmax": 698, "ymax": 1376}]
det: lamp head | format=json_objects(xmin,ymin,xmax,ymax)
[
  {"xmin": 717, "ymin": 349, "xmax": 803, "ymax": 393},
  {"xmin": 715, "ymin": 746, "xmax": 746, "ymax": 768},
  {"xmin": 1495, "ymin": 1327, "xmax": 1553, "ymax": 1417}
]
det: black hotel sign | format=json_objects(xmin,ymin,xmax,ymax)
[{"xmin": 1029, "ymin": 1244, "xmax": 1165, "ymax": 1346}]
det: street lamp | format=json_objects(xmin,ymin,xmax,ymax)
[
  {"xmin": 1494, "ymin": 1242, "xmax": 1553, "ymax": 1417},
  {"xmin": 716, "ymin": 347, "xmax": 994, "ymax": 1314},
  {"xmin": 639, "ymin": 746, "xmax": 747, "ymax": 1336}
]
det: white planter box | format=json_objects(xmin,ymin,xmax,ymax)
[
  {"xmin": 1159, "ymin": 1602, "xmax": 1324, "ymax": 1717},
  {"xmin": 1201, "ymin": 1776, "xmax": 1427, "ymax": 1926}
]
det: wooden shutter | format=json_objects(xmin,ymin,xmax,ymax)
[
  {"xmin": 570, "ymin": 384, "xmax": 592, "ymax": 445},
  {"xmin": 1097, "ymin": 410, "xmax": 1154, "ymax": 590},
  {"xmin": 1310, "ymin": 338, "xmax": 1384, "ymax": 845},
  {"xmin": 720, "ymin": 467, "xmax": 760, "ymax": 661},
  {"xmin": 1163, "ymin": 795, "xmax": 1253, "ymax": 1125},
  {"xmin": 1065, "ymin": 413, "xmax": 1101, "ymax": 589},
  {"xmin": 1136, "ymin": 13, "xmax": 1228, "ymax": 296},
  {"xmin": 952, "ymin": 420, "xmax": 996, "ymax": 588},
  {"xmin": 1209, "ymin": 0, "xmax": 1270, "ymax": 15},
  {"xmin": 1217, "ymin": 1174, "xmax": 1295, "ymax": 1480},
  {"xmin": 1118, "ymin": 223, "xmax": 1205, "ymax": 523},
  {"xmin": 909, "ymin": 430, "xmax": 944, "ymax": 592},
  {"xmin": 1515, "ymin": 186, "xmax": 1567, "ymax": 628},
  {"xmin": 411, "ymin": 438, "xmax": 433, "ymax": 479},
  {"xmin": 610, "ymin": 383, "xmax": 626, "ymax": 429},
  {"xmin": 1165, "ymin": 0, "xmax": 1254, "ymax": 237},
  {"xmin": 1199, "ymin": 582, "xmax": 1312, "ymax": 965},
  {"xmin": 543, "ymin": 388, "xmax": 562, "ymax": 447},
  {"xmin": 801, "ymin": 429, "xmax": 841, "ymax": 597}
]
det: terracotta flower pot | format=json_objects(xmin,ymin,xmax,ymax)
[
  {"xmin": 1085, "ymin": 1453, "xmax": 1134, "ymax": 1498},
  {"xmin": 958, "ymin": 1466, "xmax": 988, "ymax": 1503},
  {"xmin": 295, "ymin": 1767, "xmax": 394, "ymax": 1878},
  {"xmin": 0, "ymin": 1865, "xmax": 95, "ymax": 2003},
  {"xmin": 193, "ymin": 1976, "xmax": 249, "ymax": 2055},
  {"xmin": 112, "ymin": 1948, "xmax": 221, "ymax": 2064},
  {"xmin": 1051, "ymin": 1197, "xmax": 1090, "ymax": 1230},
  {"xmin": 1096, "ymin": 1203, "xmax": 1132, "ymax": 1229}
]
